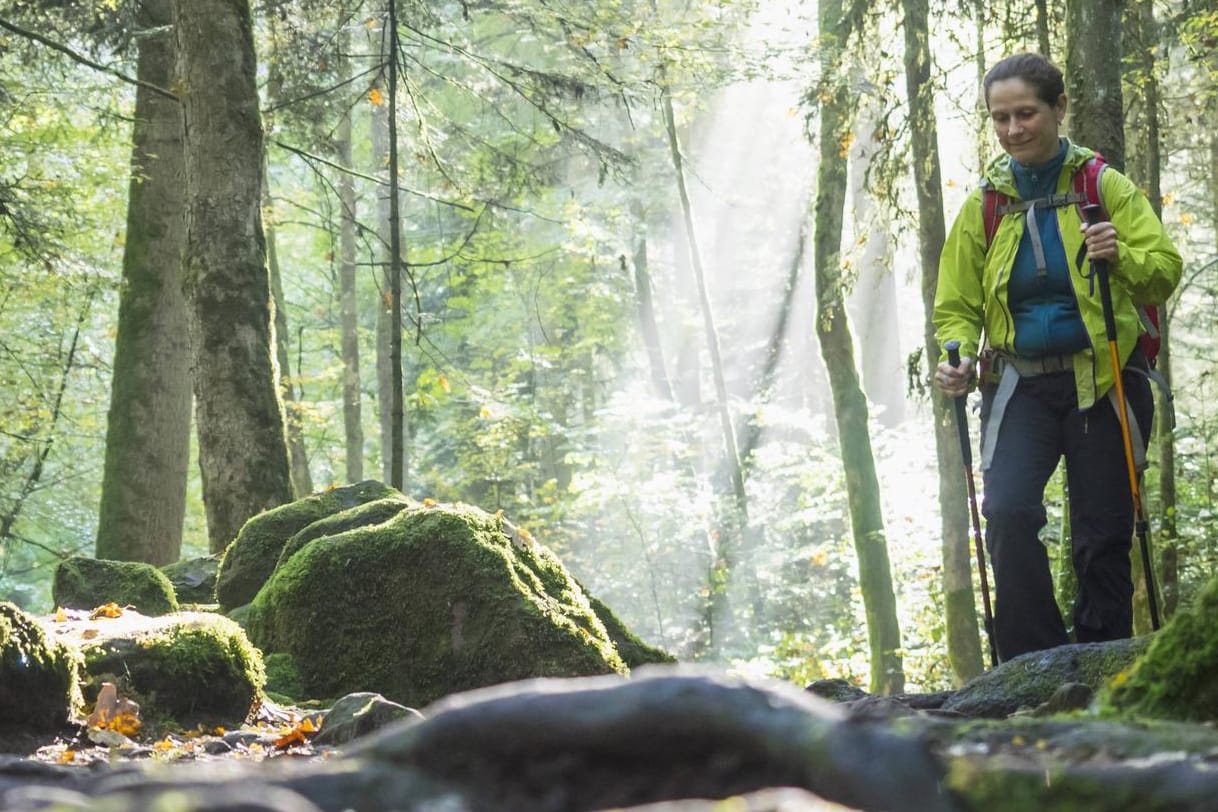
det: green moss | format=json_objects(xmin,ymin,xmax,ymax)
[
  {"xmin": 80, "ymin": 613, "xmax": 265, "ymax": 728},
  {"xmin": 263, "ymin": 651, "xmax": 306, "ymax": 701},
  {"xmin": 1100, "ymin": 577, "xmax": 1218, "ymax": 721},
  {"xmin": 52, "ymin": 556, "xmax": 179, "ymax": 615},
  {"xmin": 584, "ymin": 592, "xmax": 675, "ymax": 668},
  {"xmin": 275, "ymin": 495, "xmax": 412, "ymax": 569},
  {"xmin": 0, "ymin": 602, "xmax": 84, "ymax": 730},
  {"xmin": 215, "ymin": 480, "xmax": 401, "ymax": 610},
  {"xmin": 247, "ymin": 503, "xmax": 626, "ymax": 707}
]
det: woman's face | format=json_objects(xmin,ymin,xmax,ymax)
[{"xmin": 987, "ymin": 77, "xmax": 1066, "ymax": 165}]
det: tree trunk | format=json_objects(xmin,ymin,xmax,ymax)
[
  {"xmin": 368, "ymin": 23, "xmax": 396, "ymax": 486},
  {"xmin": 385, "ymin": 0, "xmax": 406, "ymax": 492},
  {"xmin": 265, "ymin": 174, "xmax": 312, "ymax": 498},
  {"xmin": 845, "ymin": 81, "xmax": 904, "ymax": 428},
  {"xmin": 1034, "ymin": 0, "xmax": 1052, "ymax": 56},
  {"xmin": 174, "ymin": 0, "xmax": 293, "ymax": 552},
  {"xmin": 95, "ymin": 0, "xmax": 191, "ymax": 566},
  {"xmin": 1065, "ymin": 0, "xmax": 1126, "ymax": 171},
  {"xmin": 337, "ymin": 25, "xmax": 364, "ymax": 485},
  {"xmin": 814, "ymin": 0, "xmax": 904, "ymax": 696},
  {"xmin": 903, "ymin": 0, "xmax": 983, "ymax": 682},
  {"xmin": 661, "ymin": 80, "xmax": 751, "ymax": 652},
  {"xmin": 1124, "ymin": 0, "xmax": 1168, "ymax": 631},
  {"xmin": 628, "ymin": 203, "xmax": 673, "ymax": 402}
]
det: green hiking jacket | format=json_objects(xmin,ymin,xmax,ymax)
[{"xmin": 934, "ymin": 139, "xmax": 1183, "ymax": 409}]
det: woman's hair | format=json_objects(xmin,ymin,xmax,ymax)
[{"xmin": 983, "ymin": 52, "xmax": 1065, "ymax": 108}]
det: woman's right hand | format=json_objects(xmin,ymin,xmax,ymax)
[{"xmin": 935, "ymin": 358, "xmax": 975, "ymax": 397}]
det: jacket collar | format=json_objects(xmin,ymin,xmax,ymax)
[{"xmin": 982, "ymin": 138, "xmax": 1095, "ymax": 198}]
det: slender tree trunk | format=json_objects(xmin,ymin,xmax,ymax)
[
  {"xmin": 814, "ymin": 0, "xmax": 904, "ymax": 695},
  {"xmin": 175, "ymin": 0, "xmax": 292, "ymax": 552},
  {"xmin": 95, "ymin": 0, "xmax": 191, "ymax": 565},
  {"xmin": 903, "ymin": 0, "xmax": 983, "ymax": 682},
  {"xmin": 845, "ymin": 79, "xmax": 904, "ymax": 427},
  {"xmin": 368, "ymin": 23, "xmax": 396, "ymax": 486},
  {"xmin": 1124, "ymin": 0, "xmax": 1168, "ymax": 630},
  {"xmin": 265, "ymin": 172, "xmax": 312, "ymax": 498},
  {"xmin": 628, "ymin": 202, "xmax": 673, "ymax": 401},
  {"xmin": 1034, "ymin": 0, "xmax": 1052, "ymax": 56},
  {"xmin": 1066, "ymin": 0, "xmax": 1126, "ymax": 170},
  {"xmin": 661, "ymin": 80, "xmax": 751, "ymax": 652},
  {"xmin": 338, "ymin": 25, "xmax": 364, "ymax": 484},
  {"xmin": 385, "ymin": 0, "xmax": 406, "ymax": 492}
]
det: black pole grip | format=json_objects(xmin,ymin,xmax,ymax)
[
  {"xmin": 1082, "ymin": 204, "xmax": 1119, "ymax": 342},
  {"xmin": 945, "ymin": 339, "xmax": 961, "ymax": 368},
  {"xmin": 943, "ymin": 340, "xmax": 972, "ymax": 466}
]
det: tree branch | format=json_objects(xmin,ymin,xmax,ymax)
[{"xmin": 0, "ymin": 15, "xmax": 178, "ymax": 101}]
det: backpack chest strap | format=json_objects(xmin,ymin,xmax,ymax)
[{"xmin": 994, "ymin": 190, "xmax": 1087, "ymax": 216}]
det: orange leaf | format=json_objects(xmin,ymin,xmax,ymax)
[
  {"xmin": 272, "ymin": 729, "xmax": 307, "ymax": 749},
  {"xmin": 423, "ymin": 498, "xmax": 437, "ymax": 507},
  {"xmin": 369, "ymin": 88, "xmax": 385, "ymax": 107},
  {"xmin": 90, "ymin": 603, "xmax": 123, "ymax": 620},
  {"xmin": 57, "ymin": 749, "xmax": 75, "ymax": 764}
]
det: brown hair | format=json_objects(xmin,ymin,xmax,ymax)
[{"xmin": 983, "ymin": 53, "xmax": 1065, "ymax": 108}]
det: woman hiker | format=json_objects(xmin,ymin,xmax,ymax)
[{"xmin": 933, "ymin": 52, "xmax": 1182, "ymax": 662}]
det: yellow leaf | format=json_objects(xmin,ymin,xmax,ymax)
[
  {"xmin": 438, "ymin": 373, "xmax": 450, "ymax": 393},
  {"xmin": 154, "ymin": 739, "xmax": 176, "ymax": 751},
  {"xmin": 1179, "ymin": 212, "xmax": 1195, "ymax": 225},
  {"xmin": 423, "ymin": 498, "xmax": 437, "ymax": 507},
  {"xmin": 90, "ymin": 603, "xmax": 123, "ymax": 620},
  {"xmin": 54, "ymin": 607, "xmax": 67, "ymax": 623},
  {"xmin": 369, "ymin": 88, "xmax": 385, "ymax": 107},
  {"xmin": 81, "ymin": 629, "xmax": 99, "ymax": 640},
  {"xmin": 1161, "ymin": 192, "xmax": 1173, "ymax": 206},
  {"xmin": 57, "ymin": 749, "xmax": 75, "ymax": 764}
]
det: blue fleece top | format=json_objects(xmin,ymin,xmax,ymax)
[{"xmin": 1007, "ymin": 139, "xmax": 1090, "ymax": 358}]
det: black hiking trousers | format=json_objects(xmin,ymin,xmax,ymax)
[{"xmin": 979, "ymin": 355, "xmax": 1153, "ymax": 662}]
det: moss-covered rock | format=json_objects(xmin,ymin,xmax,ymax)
[
  {"xmin": 53, "ymin": 556, "xmax": 179, "ymax": 616},
  {"xmin": 60, "ymin": 609, "xmax": 265, "ymax": 729},
  {"xmin": 1100, "ymin": 576, "xmax": 1218, "ymax": 721},
  {"xmin": 276, "ymin": 496, "xmax": 413, "ymax": 569},
  {"xmin": 246, "ymin": 502, "xmax": 628, "ymax": 707},
  {"xmin": 942, "ymin": 637, "xmax": 1150, "ymax": 718},
  {"xmin": 215, "ymin": 480, "xmax": 401, "ymax": 611},
  {"xmin": 0, "ymin": 602, "xmax": 83, "ymax": 730},
  {"xmin": 161, "ymin": 554, "xmax": 221, "ymax": 605},
  {"xmin": 585, "ymin": 592, "xmax": 675, "ymax": 668}
]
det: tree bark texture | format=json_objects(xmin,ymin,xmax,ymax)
[
  {"xmin": 368, "ymin": 26, "xmax": 396, "ymax": 486},
  {"xmin": 902, "ymin": 0, "xmax": 983, "ymax": 682},
  {"xmin": 175, "ymin": 0, "xmax": 292, "ymax": 552},
  {"xmin": 96, "ymin": 0, "xmax": 191, "ymax": 566},
  {"xmin": 814, "ymin": 0, "xmax": 904, "ymax": 696},
  {"xmin": 1065, "ymin": 0, "xmax": 1126, "ymax": 171}
]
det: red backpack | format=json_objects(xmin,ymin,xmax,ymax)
[{"xmin": 981, "ymin": 154, "xmax": 1162, "ymax": 367}]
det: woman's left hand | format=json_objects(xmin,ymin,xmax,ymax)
[{"xmin": 1081, "ymin": 219, "xmax": 1119, "ymax": 263}]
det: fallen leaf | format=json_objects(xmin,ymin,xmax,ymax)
[{"xmin": 90, "ymin": 603, "xmax": 123, "ymax": 620}]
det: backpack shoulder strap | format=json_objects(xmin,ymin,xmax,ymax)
[
  {"xmin": 1073, "ymin": 153, "xmax": 1108, "ymax": 219},
  {"xmin": 981, "ymin": 181, "xmax": 1006, "ymax": 249}
]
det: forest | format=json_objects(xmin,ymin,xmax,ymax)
[{"xmin": 1, "ymin": 0, "xmax": 1217, "ymax": 703}]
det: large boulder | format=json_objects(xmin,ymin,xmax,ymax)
[
  {"xmin": 1101, "ymin": 575, "xmax": 1218, "ymax": 721},
  {"xmin": 54, "ymin": 608, "xmax": 265, "ymax": 728},
  {"xmin": 215, "ymin": 480, "xmax": 403, "ymax": 611},
  {"xmin": 160, "ymin": 554, "xmax": 221, "ymax": 605},
  {"xmin": 0, "ymin": 602, "xmax": 83, "ymax": 732},
  {"xmin": 52, "ymin": 556, "xmax": 178, "ymax": 616},
  {"xmin": 245, "ymin": 501, "xmax": 630, "ymax": 706}
]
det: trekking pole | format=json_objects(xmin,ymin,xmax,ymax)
[
  {"xmin": 944, "ymin": 340, "xmax": 999, "ymax": 667},
  {"xmin": 1083, "ymin": 204, "xmax": 1161, "ymax": 631}
]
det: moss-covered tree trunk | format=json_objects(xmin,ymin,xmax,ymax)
[
  {"xmin": 813, "ymin": 0, "xmax": 903, "ymax": 696},
  {"xmin": 902, "ymin": 0, "xmax": 983, "ymax": 682},
  {"xmin": 175, "ymin": 0, "xmax": 292, "ymax": 552},
  {"xmin": 337, "ymin": 24, "xmax": 364, "ymax": 485},
  {"xmin": 96, "ymin": 0, "xmax": 190, "ymax": 565},
  {"xmin": 1066, "ymin": 0, "xmax": 1125, "ymax": 171}
]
